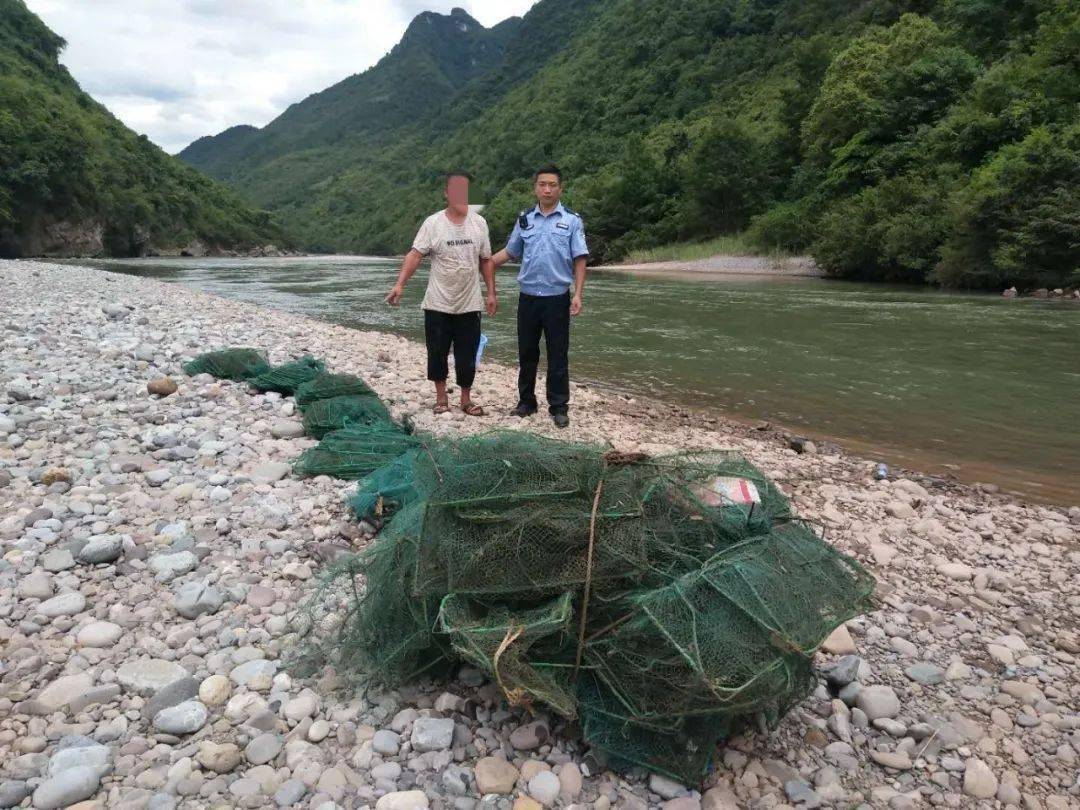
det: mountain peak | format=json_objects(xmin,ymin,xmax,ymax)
[{"xmin": 406, "ymin": 6, "xmax": 482, "ymax": 35}]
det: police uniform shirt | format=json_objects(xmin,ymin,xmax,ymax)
[{"xmin": 504, "ymin": 202, "xmax": 589, "ymax": 297}]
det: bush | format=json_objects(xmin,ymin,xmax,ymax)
[
  {"xmin": 812, "ymin": 172, "xmax": 952, "ymax": 283},
  {"xmin": 747, "ymin": 197, "xmax": 821, "ymax": 253},
  {"xmin": 935, "ymin": 124, "xmax": 1080, "ymax": 289}
]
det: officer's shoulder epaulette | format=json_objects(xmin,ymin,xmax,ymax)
[{"xmin": 562, "ymin": 205, "xmax": 577, "ymax": 216}]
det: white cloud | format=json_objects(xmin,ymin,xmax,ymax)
[{"xmin": 25, "ymin": 0, "xmax": 536, "ymax": 154}]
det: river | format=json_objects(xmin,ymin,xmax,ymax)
[{"xmin": 80, "ymin": 255, "xmax": 1079, "ymax": 505}]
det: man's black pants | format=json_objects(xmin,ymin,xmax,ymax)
[
  {"xmin": 424, "ymin": 309, "xmax": 481, "ymax": 389},
  {"xmin": 517, "ymin": 291, "xmax": 570, "ymax": 414}
]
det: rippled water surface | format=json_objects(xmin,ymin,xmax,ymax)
[{"xmin": 86, "ymin": 256, "xmax": 1080, "ymax": 504}]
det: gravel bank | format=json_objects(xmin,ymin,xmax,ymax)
[
  {"xmin": 594, "ymin": 255, "xmax": 822, "ymax": 277},
  {"xmin": 1, "ymin": 260, "xmax": 1077, "ymax": 810}
]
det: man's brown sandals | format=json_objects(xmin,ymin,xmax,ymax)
[{"xmin": 432, "ymin": 401, "xmax": 485, "ymax": 416}]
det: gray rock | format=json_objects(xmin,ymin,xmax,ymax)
[
  {"xmin": 784, "ymin": 780, "xmax": 822, "ymax": 808},
  {"xmin": 510, "ymin": 720, "xmax": 549, "ymax": 751},
  {"xmin": 252, "ymin": 462, "xmax": 292, "ymax": 484},
  {"xmin": 528, "ymin": 771, "xmax": 561, "ymax": 806},
  {"xmin": 824, "ymin": 655, "xmax": 860, "ymax": 690},
  {"xmin": 68, "ymin": 685, "xmax": 122, "ymax": 714},
  {"xmin": 275, "ymin": 779, "xmax": 308, "ymax": 807},
  {"xmin": 230, "ymin": 658, "xmax": 277, "ymax": 686},
  {"xmin": 270, "ymin": 419, "xmax": 305, "ymax": 439},
  {"xmin": 245, "ymin": 733, "xmax": 283, "ymax": 765},
  {"xmin": 441, "ymin": 766, "xmax": 469, "ymax": 796},
  {"xmin": 117, "ymin": 659, "xmax": 190, "ymax": 697},
  {"xmin": 41, "ymin": 549, "xmax": 75, "ymax": 572},
  {"xmin": 31, "ymin": 766, "xmax": 101, "ymax": 809},
  {"xmin": 962, "ymin": 758, "xmax": 998, "ymax": 799},
  {"xmin": 35, "ymin": 673, "xmax": 94, "ymax": 712},
  {"xmin": 837, "ymin": 682, "xmax": 860, "ymax": 706},
  {"xmin": 144, "ymin": 677, "xmax": 200, "ymax": 721},
  {"xmin": 0, "ymin": 781, "xmax": 30, "ymax": 808},
  {"xmin": 47, "ymin": 742, "xmax": 111, "ymax": 778},
  {"xmin": 854, "ymin": 685, "xmax": 900, "ymax": 721},
  {"xmin": 102, "ymin": 304, "xmax": 130, "ymax": 321},
  {"xmin": 148, "ymin": 551, "xmax": 197, "ymax": 581},
  {"xmin": 77, "ymin": 534, "xmax": 123, "ymax": 564},
  {"xmin": 173, "ymin": 579, "xmax": 224, "ymax": 619},
  {"xmin": 411, "ymin": 717, "xmax": 454, "ymax": 752},
  {"xmin": 905, "ymin": 662, "xmax": 944, "ymax": 686},
  {"xmin": 76, "ymin": 621, "xmax": 123, "ymax": 648},
  {"xmin": 17, "ymin": 571, "xmax": 53, "ymax": 600},
  {"xmin": 152, "ymin": 700, "xmax": 209, "ymax": 735},
  {"xmin": 5, "ymin": 754, "xmax": 48, "ymax": 780},
  {"xmin": 36, "ymin": 591, "xmax": 86, "ymax": 618},
  {"xmin": 648, "ymin": 773, "xmax": 686, "ymax": 800},
  {"xmin": 144, "ymin": 468, "xmax": 172, "ymax": 486},
  {"xmin": 147, "ymin": 794, "xmax": 177, "ymax": 810},
  {"xmin": 372, "ymin": 729, "xmax": 401, "ymax": 755}
]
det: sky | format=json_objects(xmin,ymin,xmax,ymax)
[{"xmin": 25, "ymin": 0, "xmax": 536, "ymax": 154}]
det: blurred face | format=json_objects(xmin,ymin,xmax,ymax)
[
  {"xmin": 445, "ymin": 175, "xmax": 469, "ymax": 210},
  {"xmin": 534, "ymin": 173, "xmax": 561, "ymax": 207}
]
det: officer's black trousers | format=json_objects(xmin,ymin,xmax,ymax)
[{"xmin": 517, "ymin": 291, "xmax": 570, "ymax": 414}]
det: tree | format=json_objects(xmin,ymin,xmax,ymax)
[{"xmin": 936, "ymin": 124, "xmax": 1080, "ymax": 288}]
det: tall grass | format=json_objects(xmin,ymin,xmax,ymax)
[{"xmin": 622, "ymin": 233, "xmax": 794, "ymax": 264}]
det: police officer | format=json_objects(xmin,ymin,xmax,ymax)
[{"xmin": 490, "ymin": 164, "xmax": 589, "ymax": 428}]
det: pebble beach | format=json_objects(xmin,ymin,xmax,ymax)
[{"xmin": 1, "ymin": 260, "xmax": 1078, "ymax": 810}]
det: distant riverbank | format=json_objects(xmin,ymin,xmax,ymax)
[{"xmin": 596, "ymin": 253, "xmax": 822, "ymax": 277}]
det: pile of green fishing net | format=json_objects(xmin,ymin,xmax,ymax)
[
  {"xmin": 182, "ymin": 347, "xmax": 270, "ymax": 381},
  {"xmin": 184, "ymin": 348, "xmax": 877, "ymax": 783},
  {"xmin": 298, "ymin": 431, "xmax": 877, "ymax": 782}
]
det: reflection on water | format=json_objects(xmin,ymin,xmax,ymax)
[{"xmin": 79, "ymin": 256, "xmax": 1080, "ymax": 504}]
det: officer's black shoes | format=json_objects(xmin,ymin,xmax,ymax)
[
  {"xmin": 552, "ymin": 412, "xmax": 570, "ymax": 428},
  {"xmin": 511, "ymin": 404, "xmax": 537, "ymax": 418}
]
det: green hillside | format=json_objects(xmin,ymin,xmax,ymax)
[
  {"xmin": 0, "ymin": 0, "xmax": 285, "ymax": 258},
  {"xmin": 181, "ymin": 0, "xmax": 1079, "ymax": 289}
]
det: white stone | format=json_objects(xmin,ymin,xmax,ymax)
[
  {"xmin": 77, "ymin": 621, "xmax": 123, "ymax": 648},
  {"xmin": 649, "ymin": 773, "xmax": 687, "ymax": 800},
  {"xmin": 36, "ymin": 673, "xmax": 93, "ymax": 711},
  {"xmin": 48, "ymin": 742, "xmax": 111, "ymax": 777},
  {"xmin": 529, "ymin": 770, "xmax": 561, "ymax": 806},
  {"xmin": 962, "ymin": 758, "xmax": 998, "ymax": 799},
  {"xmin": 153, "ymin": 700, "xmax": 209, "ymax": 735},
  {"xmin": 855, "ymin": 685, "xmax": 900, "ymax": 721},
  {"xmin": 252, "ymin": 462, "xmax": 291, "ymax": 484},
  {"xmin": 229, "ymin": 658, "xmax": 277, "ymax": 687},
  {"xmin": 117, "ymin": 659, "xmax": 190, "ymax": 697},
  {"xmin": 31, "ymin": 766, "xmax": 101, "ymax": 810},
  {"xmin": 937, "ymin": 562, "xmax": 973, "ymax": 580},
  {"xmin": 284, "ymin": 692, "xmax": 318, "ymax": 722},
  {"xmin": 18, "ymin": 571, "xmax": 54, "ymax": 600},
  {"xmin": 410, "ymin": 717, "xmax": 454, "ymax": 752},
  {"xmin": 271, "ymin": 419, "xmax": 305, "ymax": 439},
  {"xmin": 199, "ymin": 674, "xmax": 232, "ymax": 706},
  {"xmin": 37, "ymin": 591, "xmax": 86, "ymax": 618},
  {"xmin": 148, "ymin": 550, "xmax": 197, "ymax": 581},
  {"xmin": 375, "ymin": 791, "xmax": 430, "ymax": 810}
]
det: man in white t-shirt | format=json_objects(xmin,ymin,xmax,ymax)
[{"xmin": 385, "ymin": 171, "xmax": 496, "ymax": 415}]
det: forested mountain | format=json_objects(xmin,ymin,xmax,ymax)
[
  {"xmin": 0, "ymin": 0, "xmax": 285, "ymax": 258},
  {"xmin": 181, "ymin": 0, "xmax": 1079, "ymax": 289}
]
